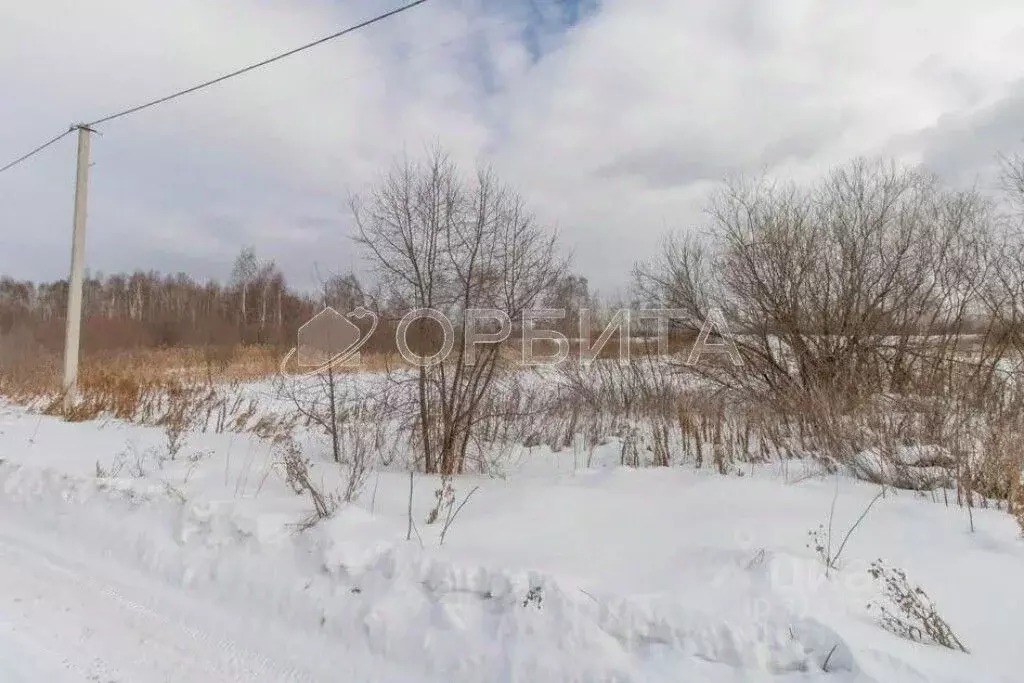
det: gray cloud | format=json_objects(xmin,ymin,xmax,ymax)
[
  {"xmin": 910, "ymin": 79, "xmax": 1024, "ymax": 189},
  {"xmin": 594, "ymin": 110, "xmax": 854, "ymax": 190},
  {"xmin": 596, "ymin": 151, "xmax": 735, "ymax": 190},
  {"xmin": 4, "ymin": 0, "xmax": 1024, "ymax": 295}
]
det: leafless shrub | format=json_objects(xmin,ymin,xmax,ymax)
[
  {"xmin": 423, "ymin": 473, "xmax": 481, "ymax": 544},
  {"xmin": 551, "ymin": 352, "xmax": 762, "ymax": 472},
  {"xmin": 439, "ymin": 484, "xmax": 479, "ymax": 545},
  {"xmin": 282, "ymin": 372, "xmax": 394, "ymax": 502},
  {"xmin": 278, "ymin": 439, "xmax": 339, "ymax": 525},
  {"xmin": 626, "ymin": 156, "xmax": 1024, "ymax": 511},
  {"xmin": 335, "ymin": 418, "xmax": 382, "ymax": 503},
  {"xmin": 285, "ymin": 365, "xmax": 347, "ymax": 464},
  {"xmin": 808, "ymin": 486, "xmax": 884, "ymax": 577},
  {"xmin": 426, "ymin": 475, "xmax": 454, "ymax": 526},
  {"xmin": 161, "ymin": 480, "xmax": 188, "ymax": 504},
  {"xmin": 867, "ymin": 559, "xmax": 969, "ymax": 653},
  {"xmin": 406, "ymin": 470, "xmax": 418, "ymax": 543},
  {"xmin": 637, "ymin": 160, "xmax": 993, "ymax": 397},
  {"xmin": 100, "ymin": 442, "xmax": 160, "ymax": 479},
  {"xmin": 161, "ymin": 396, "xmax": 191, "ymax": 461},
  {"xmin": 522, "ymin": 585, "xmax": 543, "ymax": 609},
  {"xmin": 1011, "ymin": 483, "xmax": 1024, "ymax": 537}
]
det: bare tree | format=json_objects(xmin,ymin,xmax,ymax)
[
  {"xmin": 999, "ymin": 151, "xmax": 1024, "ymax": 220},
  {"xmin": 352, "ymin": 149, "xmax": 566, "ymax": 474},
  {"xmin": 230, "ymin": 246, "xmax": 258, "ymax": 326},
  {"xmin": 252, "ymin": 259, "xmax": 281, "ymax": 331},
  {"xmin": 323, "ymin": 272, "xmax": 366, "ymax": 313}
]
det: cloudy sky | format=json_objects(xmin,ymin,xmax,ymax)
[{"xmin": 3, "ymin": 0, "xmax": 1024, "ymax": 296}]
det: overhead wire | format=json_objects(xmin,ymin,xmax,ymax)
[
  {"xmin": 150, "ymin": 15, "xmax": 522, "ymax": 141},
  {"xmin": 85, "ymin": 0, "xmax": 429, "ymax": 127},
  {"xmin": 0, "ymin": 0, "xmax": 429, "ymax": 176},
  {"xmin": 0, "ymin": 128, "xmax": 75, "ymax": 175},
  {"xmin": 1, "ymin": 0, "xmax": 576, "ymax": 177}
]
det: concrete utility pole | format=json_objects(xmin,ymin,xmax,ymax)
[{"xmin": 62, "ymin": 125, "xmax": 92, "ymax": 415}]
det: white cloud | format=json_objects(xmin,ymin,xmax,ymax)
[{"xmin": 3, "ymin": 0, "xmax": 1024, "ymax": 296}]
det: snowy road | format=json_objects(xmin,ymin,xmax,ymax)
[
  {"xmin": 0, "ymin": 528, "xmax": 310, "ymax": 682},
  {"xmin": 0, "ymin": 618, "xmax": 81, "ymax": 683},
  {"xmin": 0, "ymin": 524, "xmax": 432, "ymax": 683}
]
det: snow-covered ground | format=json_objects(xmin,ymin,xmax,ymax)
[{"xmin": 0, "ymin": 398, "xmax": 1021, "ymax": 682}]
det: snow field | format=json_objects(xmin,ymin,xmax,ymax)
[{"xmin": 0, "ymin": 401, "xmax": 1022, "ymax": 682}]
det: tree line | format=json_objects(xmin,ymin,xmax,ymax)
[
  {"xmin": 0, "ymin": 249, "xmax": 592, "ymax": 355},
  {"xmin": 0, "ymin": 250, "xmax": 329, "ymax": 351}
]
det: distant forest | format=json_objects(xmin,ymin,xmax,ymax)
[
  {"xmin": 0, "ymin": 246, "xmax": 593, "ymax": 353},
  {"xmin": 0, "ymin": 247, "xmax": 356, "ymax": 351}
]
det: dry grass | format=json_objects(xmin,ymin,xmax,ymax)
[
  {"xmin": 0, "ymin": 344, "xmax": 415, "ymax": 395},
  {"xmin": 2, "ymin": 332, "xmax": 1022, "ymax": 521},
  {"xmin": 0, "ymin": 345, "xmax": 298, "ymax": 442}
]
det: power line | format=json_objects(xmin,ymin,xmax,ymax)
[
  {"xmin": 153, "ymin": 17, "xmax": 516, "ymax": 141},
  {"xmin": 0, "ymin": 127, "xmax": 75, "ymax": 175},
  {"xmin": 86, "ymin": 0, "xmax": 429, "ymax": 127},
  {"xmin": 1, "ymin": 0, "xmax": 428, "ymax": 175}
]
